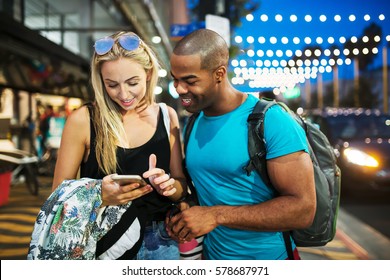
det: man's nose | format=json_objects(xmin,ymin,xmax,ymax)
[{"xmin": 174, "ymin": 81, "xmax": 188, "ymax": 94}]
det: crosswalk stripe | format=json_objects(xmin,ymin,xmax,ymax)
[
  {"xmin": 0, "ymin": 180, "xmax": 52, "ymax": 260},
  {"xmin": 0, "ymin": 248, "xmax": 29, "ymax": 258},
  {"xmin": 0, "ymin": 234, "xmax": 32, "ymax": 243},
  {"xmin": 0, "ymin": 222, "xmax": 35, "ymax": 233},
  {"xmin": 0, "ymin": 214, "xmax": 38, "ymax": 223}
]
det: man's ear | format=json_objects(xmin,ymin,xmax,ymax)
[{"xmin": 214, "ymin": 66, "xmax": 226, "ymax": 83}]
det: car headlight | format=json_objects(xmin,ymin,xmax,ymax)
[{"xmin": 343, "ymin": 147, "xmax": 379, "ymax": 167}]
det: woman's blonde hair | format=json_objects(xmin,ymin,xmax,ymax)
[{"xmin": 90, "ymin": 31, "xmax": 161, "ymax": 174}]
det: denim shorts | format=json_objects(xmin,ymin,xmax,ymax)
[{"xmin": 136, "ymin": 221, "xmax": 179, "ymax": 260}]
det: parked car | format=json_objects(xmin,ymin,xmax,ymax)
[{"xmin": 304, "ymin": 108, "xmax": 390, "ymax": 193}]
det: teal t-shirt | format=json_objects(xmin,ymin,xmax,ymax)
[{"xmin": 185, "ymin": 94, "xmax": 308, "ymax": 259}]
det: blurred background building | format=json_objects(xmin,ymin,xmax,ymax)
[{"xmin": 0, "ymin": 0, "xmax": 389, "ymax": 152}]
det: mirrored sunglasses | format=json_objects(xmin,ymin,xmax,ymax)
[{"xmin": 94, "ymin": 34, "xmax": 140, "ymax": 55}]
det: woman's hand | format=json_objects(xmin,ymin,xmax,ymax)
[
  {"xmin": 142, "ymin": 154, "xmax": 177, "ymax": 196},
  {"xmin": 100, "ymin": 174, "xmax": 153, "ymax": 206}
]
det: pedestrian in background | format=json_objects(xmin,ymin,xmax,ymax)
[
  {"xmin": 38, "ymin": 104, "xmax": 55, "ymax": 154},
  {"xmin": 167, "ymin": 29, "xmax": 316, "ymax": 260}
]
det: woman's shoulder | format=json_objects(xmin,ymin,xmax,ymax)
[{"xmin": 66, "ymin": 105, "xmax": 91, "ymax": 127}]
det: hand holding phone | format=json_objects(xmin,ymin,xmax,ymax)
[{"xmin": 111, "ymin": 174, "xmax": 147, "ymax": 187}]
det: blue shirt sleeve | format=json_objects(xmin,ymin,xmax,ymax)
[{"xmin": 264, "ymin": 105, "xmax": 308, "ymax": 160}]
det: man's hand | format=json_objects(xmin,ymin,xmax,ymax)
[{"xmin": 167, "ymin": 205, "xmax": 218, "ymax": 242}]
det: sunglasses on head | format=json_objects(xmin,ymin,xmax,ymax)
[{"xmin": 94, "ymin": 34, "xmax": 140, "ymax": 55}]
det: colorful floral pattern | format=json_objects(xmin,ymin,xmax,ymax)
[{"xmin": 27, "ymin": 178, "xmax": 133, "ymax": 260}]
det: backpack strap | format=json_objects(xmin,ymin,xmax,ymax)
[
  {"xmin": 246, "ymin": 98, "xmax": 297, "ymax": 260},
  {"xmin": 244, "ymin": 98, "xmax": 277, "ymax": 187},
  {"xmin": 183, "ymin": 112, "xmax": 200, "ymax": 153},
  {"xmin": 182, "ymin": 111, "xmax": 201, "ymax": 203}
]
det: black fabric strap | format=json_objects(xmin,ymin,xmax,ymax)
[
  {"xmin": 283, "ymin": 232, "xmax": 295, "ymax": 260},
  {"xmin": 95, "ymin": 203, "xmax": 145, "ymax": 259}
]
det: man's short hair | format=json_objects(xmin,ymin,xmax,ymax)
[{"xmin": 173, "ymin": 29, "xmax": 229, "ymax": 70}]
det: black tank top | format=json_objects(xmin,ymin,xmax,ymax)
[{"xmin": 81, "ymin": 104, "xmax": 172, "ymax": 221}]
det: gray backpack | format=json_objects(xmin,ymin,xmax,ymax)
[{"xmin": 183, "ymin": 98, "xmax": 341, "ymax": 259}]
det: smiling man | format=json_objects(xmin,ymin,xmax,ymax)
[{"xmin": 168, "ymin": 28, "xmax": 316, "ymax": 260}]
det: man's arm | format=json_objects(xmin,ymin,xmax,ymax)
[{"xmin": 169, "ymin": 151, "xmax": 316, "ymax": 241}]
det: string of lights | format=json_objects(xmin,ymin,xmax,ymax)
[
  {"xmin": 231, "ymin": 12, "xmax": 389, "ymax": 92},
  {"xmin": 246, "ymin": 13, "xmax": 386, "ymax": 23}
]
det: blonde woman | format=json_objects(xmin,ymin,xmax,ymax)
[{"xmin": 51, "ymin": 31, "xmax": 187, "ymax": 259}]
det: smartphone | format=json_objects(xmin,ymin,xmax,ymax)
[{"xmin": 111, "ymin": 174, "xmax": 147, "ymax": 186}]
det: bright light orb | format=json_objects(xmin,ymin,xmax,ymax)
[
  {"xmin": 293, "ymin": 37, "xmax": 300, "ymax": 44},
  {"xmin": 260, "ymin": 14, "xmax": 268, "ymax": 22},
  {"xmin": 246, "ymin": 14, "xmax": 254, "ymax": 21},
  {"xmin": 247, "ymin": 49, "xmax": 255, "ymax": 57},
  {"xmin": 290, "ymin": 15, "xmax": 297, "ymax": 22},
  {"xmin": 324, "ymin": 49, "xmax": 331, "ymax": 56},
  {"xmin": 154, "ymin": 86, "xmax": 163, "ymax": 95},
  {"xmin": 258, "ymin": 36, "xmax": 266, "ymax": 44},
  {"xmin": 257, "ymin": 50, "xmax": 264, "ymax": 57},
  {"xmin": 275, "ymin": 14, "xmax": 283, "ymax": 22},
  {"xmin": 266, "ymin": 50, "xmax": 274, "ymax": 57},
  {"xmin": 240, "ymin": 60, "xmax": 247, "ymax": 67},
  {"xmin": 270, "ymin": 36, "xmax": 277, "ymax": 44},
  {"xmin": 231, "ymin": 60, "xmax": 239, "ymax": 67},
  {"xmin": 304, "ymin": 37, "xmax": 312, "ymax": 44},
  {"xmin": 158, "ymin": 69, "xmax": 167, "ymax": 77},
  {"xmin": 235, "ymin": 36, "xmax": 243, "ymax": 43},
  {"xmin": 152, "ymin": 36, "xmax": 161, "ymax": 44}
]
